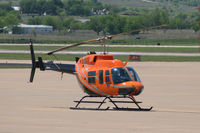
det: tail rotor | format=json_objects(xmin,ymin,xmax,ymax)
[{"xmin": 29, "ymin": 39, "xmax": 36, "ymax": 82}]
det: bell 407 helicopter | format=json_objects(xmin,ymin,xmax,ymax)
[{"xmin": 29, "ymin": 25, "xmax": 167, "ymax": 111}]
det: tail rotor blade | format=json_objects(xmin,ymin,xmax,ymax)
[
  {"xmin": 30, "ymin": 64, "xmax": 36, "ymax": 82},
  {"xmin": 112, "ymin": 24, "xmax": 168, "ymax": 38},
  {"xmin": 30, "ymin": 39, "xmax": 35, "ymax": 64}
]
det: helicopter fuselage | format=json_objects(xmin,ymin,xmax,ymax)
[{"xmin": 75, "ymin": 54, "xmax": 144, "ymax": 96}]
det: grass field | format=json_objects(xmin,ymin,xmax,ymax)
[
  {"xmin": 0, "ymin": 53, "xmax": 200, "ymax": 63},
  {"xmin": 99, "ymin": 0, "xmax": 194, "ymax": 13},
  {"xmin": 0, "ymin": 65, "xmax": 30, "ymax": 69},
  {"xmin": 0, "ymin": 31, "xmax": 97, "ymax": 44},
  {"xmin": 0, "ymin": 29, "xmax": 199, "ymax": 45},
  {"xmin": 0, "ymin": 37, "xmax": 199, "ymax": 45},
  {"xmin": 109, "ymin": 38, "xmax": 199, "ymax": 46},
  {"xmin": 99, "ymin": 0, "xmax": 156, "ymax": 7}
]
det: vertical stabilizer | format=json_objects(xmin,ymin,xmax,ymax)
[{"xmin": 29, "ymin": 39, "xmax": 37, "ymax": 82}]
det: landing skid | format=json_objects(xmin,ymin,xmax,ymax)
[
  {"xmin": 70, "ymin": 95, "xmax": 153, "ymax": 111},
  {"xmin": 113, "ymin": 107, "xmax": 153, "ymax": 111}
]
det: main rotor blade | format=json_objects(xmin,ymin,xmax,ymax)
[
  {"xmin": 86, "ymin": 24, "xmax": 168, "ymax": 42},
  {"xmin": 47, "ymin": 24, "xmax": 167, "ymax": 55},
  {"xmin": 112, "ymin": 24, "xmax": 168, "ymax": 38},
  {"xmin": 47, "ymin": 39, "xmax": 98, "ymax": 55}
]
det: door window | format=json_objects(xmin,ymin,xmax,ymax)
[
  {"xmin": 88, "ymin": 71, "xmax": 96, "ymax": 84},
  {"xmin": 99, "ymin": 70, "xmax": 103, "ymax": 84}
]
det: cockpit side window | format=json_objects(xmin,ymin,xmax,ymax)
[{"xmin": 126, "ymin": 67, "xmax": 141, "ymax": 82}]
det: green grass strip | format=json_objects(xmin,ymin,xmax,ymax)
[
  {"xmin": 0, "ymin": 53, "xmax": 200, "ymax": 63},
  {"xmin": 109, "ymin": 38, "xmax": 199, "ymax": 46},
  {"xmin": 0, "ymin": 37, "xmax": 199, "ymax": 45},
  {"xmin": 0, "ymin": 46, "xmax": 199, "ymax": 53}
]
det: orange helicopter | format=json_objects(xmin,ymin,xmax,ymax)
[{"xmin": 30, "ymin": 25, "xmax": 167, "ymax": 111}]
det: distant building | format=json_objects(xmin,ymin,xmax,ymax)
[
  {"xmin": 12, "ymin": 6, "xmax": 20, "ymax": 11},
  {"xmin": 1, "ymin": 27, "xmax": 10, "ymax": 34},
  {"xmin": 17, "ymin": 24, "xmax": 53, "ymax": 34},
  {"xmin": 91, "ymin": 8, "xmax": 109, "ymax": 16}
]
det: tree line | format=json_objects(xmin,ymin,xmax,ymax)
[
  {"xmin": 0, "ymin": 1, "xmax": 199, "ymax": 35},
  {"xmin": 0, "ymin": 2, "xmax": 20, "ymax": 29},
  {"xmin": 89, "ymin": 9, "xmax": 200, "ymax": 35},
  {"xmin": 19, "ymin": 0, "xmax": 114, "ymax": 16},
  {"xmin": 27, "ymin": 9, "xmax": 199, "ymax": 35}
]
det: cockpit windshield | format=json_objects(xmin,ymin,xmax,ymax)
[
  {"xmin": 111, "ymin": 67, "xmax": 132, "ymax": 84},
  {"xmin": 126, "ymin": 67, "xmax": 141, "ymax": 82}
]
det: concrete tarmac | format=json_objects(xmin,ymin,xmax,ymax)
[{"xmin": 0, "ymin": 62, "xmax": 200, "ymax": 133}]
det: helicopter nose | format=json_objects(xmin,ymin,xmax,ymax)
[
  {"xmin": 130, "ymin": 81, "xmax": 144, "ymax": 96},
  {"xmin": 117, "ymin": 81, "xmax": 144, "ymax": 96},
  {"xmin": 133, "ymin": 83, "xmax": 144, "ymax": 96}
]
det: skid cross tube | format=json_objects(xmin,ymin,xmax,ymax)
[
  {"xmin": 70, "ymin": 96, "xmax": 110, "ymax": 110},
  {"xmin": 70, "ymin": 95, "xmax": 153, "ymax": 111},
  {"xmin": 74, "ymin": 95, "xmax": 89, "ymax": 108},
  {"xmin": 97, "ymin": 97, "xmax": 109, "ymax": 109}
]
